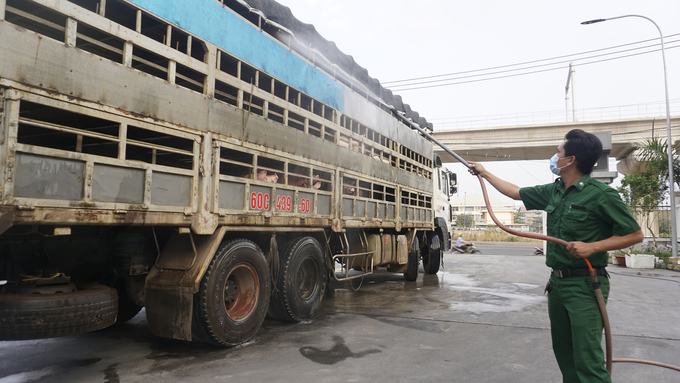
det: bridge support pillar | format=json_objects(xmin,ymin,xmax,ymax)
[{"xmin": 592, "ymin": 131, "xmax": 618, "ymax": 184}]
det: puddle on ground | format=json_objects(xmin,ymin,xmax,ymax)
[
  {"xmin": 437, "ymin": 272, "xmax": 544, "ymax": 314},
  {"xmin": 299, "ymin": 335, "xmax": 381, "ymax": 365},
  {"xmin": 142, "ymin": 336, "xmax": 235, "ymax": 374},
  {"xmin": 373, "ymin": 316, "xmax": 443, "ymax": 333},
  {"xmin": 323, "ymin": 270, "xmax": 544, "ymax": 316},
  {"xmin": 0, "ymin": 358, "xmax": 102, "ymax": 383},
  {"xmin": 103, "ymin": 363, "xmax": 119, "ymax": 383},
  {"xmin": 0, "ymin": 367, "xmax": 55, "ymax": 383}
]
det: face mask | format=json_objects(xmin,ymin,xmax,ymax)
[{"xmin": 549, "ymin": 154, "xmax": 569, "ymax": 175}]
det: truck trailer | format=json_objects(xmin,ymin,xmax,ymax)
[{"xmin": 0, "ymin": 0, "xmax": 456, "ymax": 346}]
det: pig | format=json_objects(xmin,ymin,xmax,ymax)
[{"xmin": 257, "ymin": 170, "xmax": 279, "ymax": 183}]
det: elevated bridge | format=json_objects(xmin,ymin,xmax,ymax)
[{"xmin": 432, "ymin": 116, "xmax": 680, "ymax": 165}]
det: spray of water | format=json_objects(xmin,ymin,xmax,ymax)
[{"xmin": 222, "ymin": 0, "xmax": 432, "ymax": 132}]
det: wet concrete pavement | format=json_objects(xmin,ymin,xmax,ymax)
[{"xmin": 2, "ymin": 248, "xmax": 680, "ymax": 382}]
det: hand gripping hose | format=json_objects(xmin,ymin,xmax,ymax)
[{"xmin": 401, "ymin": 117, "xmax": 680, "ymax": 373}]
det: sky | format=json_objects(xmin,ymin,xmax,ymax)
[{"xmin": 275, "ymin": 0, "xmax": 680, "ymax": 205}]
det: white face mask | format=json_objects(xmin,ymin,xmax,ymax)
[{"xmin": 549, "ymin": 154, "xmax": 569, "ymax": 175}]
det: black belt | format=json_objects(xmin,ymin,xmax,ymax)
[{"xmin": 552, "ymin": 267, "xmax": 608, "ymax": 278}]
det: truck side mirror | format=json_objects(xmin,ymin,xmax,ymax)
[{"xmin": 449, "ymin": 172, "xmax": 457, "ymax": 195}]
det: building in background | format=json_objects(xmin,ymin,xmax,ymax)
[
  {"xmin": 450, "ymin": 194, "xmax": 519, "ymax": 229},
  {"xmin": 519, "ymin": 205, "xmax": 544, "ymax": 233}
]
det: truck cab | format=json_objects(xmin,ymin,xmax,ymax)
[{"xmin": 433, "ymin": 154, "xmax": 455, "ymax": 252}]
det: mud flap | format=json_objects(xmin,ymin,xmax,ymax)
[
  {"xmin": 145, "ymin": 289, "xmax": 194, "ymax": 341},
  {"xmin": 0, "ymin": 206, "xmax": 15, "ymax": 236},
  {"xmin": 434, "ymin": 217, "xmax": 451, "ymax": 251},
  {"xmin": 144, "ymin": 226, "xmax": 228, "ymax": 341}
]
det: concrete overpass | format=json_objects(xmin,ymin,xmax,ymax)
[{"xmin": 432, "ymin": 116, "xmax": 680, "ymax": 165}]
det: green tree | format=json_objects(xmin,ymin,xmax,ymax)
[
  {"xmin": 622, "ymin": 137, "xmax": 680, "ymax": 248},
  {"xmin": 514, "ymin": 211, "xmax": 526, "ymax": 224},
  {"xmin": 634, "ymin": 137, "xmax": 680, "ymax": 189},
  {"xmin": 617, "ymin": 170, "xmax": 667, "ymax": 250},
  {"xmin": 456, "ymin": 214, "xmax": 475, "ymax": 229}
]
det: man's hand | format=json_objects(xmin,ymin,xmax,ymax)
[
  {"xmin": 567, "ymin": 231, "xmax": 643, "ymax": 260},
  {"xmin": 567, "ymin": 241, "xmax": 598, "ymax": 259},
  {"xmin": 467, "ymin": 161, "xmax": 486, "ymax": 176}
]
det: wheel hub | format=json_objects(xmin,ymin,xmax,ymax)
[{"xmin": 222, "ymin": 263, "xmax": 259, "ymax": 321}]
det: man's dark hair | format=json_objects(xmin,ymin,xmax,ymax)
[{"xmin": 563, "ymin": 129, "xmax": 602, "ymax": 174}]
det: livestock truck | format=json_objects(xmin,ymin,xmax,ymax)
[{"xmin": 0, "ymin": 0, "xmax": 457, "ymax": 346}]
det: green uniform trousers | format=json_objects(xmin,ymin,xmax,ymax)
[{"xmin": 548, "ymin": 274, "xmax": 610, "ymax": 383}]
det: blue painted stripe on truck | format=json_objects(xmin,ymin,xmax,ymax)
[{"xmin": 127, "ymin": 0, "xmax": 345, "ymax": 111}]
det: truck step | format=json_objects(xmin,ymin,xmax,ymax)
[{"xmin": 332, "ymin": 252, "xmax": 374, "ymax": 281}]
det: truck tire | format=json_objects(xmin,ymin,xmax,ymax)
[
  {"xmin": 192, "ymin": 239, "xmax": 270, "ymax": 347},
  {"xmin": 269, "ymin": 237, "xmax": 326, "ymax": 322},
  {"xmin": 403, "ymin": 236, "xmax": 420, "ymax": 281},
  {"xmin": 0, "ymin": 283, "xmax": 118, "ymax": 341},
  {"xmin": 422, "ymin": 233, "xmax": 441, "ymax": 274}
]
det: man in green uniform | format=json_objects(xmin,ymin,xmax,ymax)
[{"xmin": 469, "ymin": 129, "xmax": 643, "ymax": 382}]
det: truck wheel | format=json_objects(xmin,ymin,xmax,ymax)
[
  {"xmin": 403, "ymin": 236, "xmax": 420, "ymax": 281},
  {"xmin": 269, "ymin": 237, "xmax": 326, "ymax": 322},
  {"xmin": 192, "ymin": 239, "xmax": 270, "ymax": 347},
  {"xmin": 0, "ymin": 283, "xmax": 118, "ymax": 341},
  {"xmin": 114, "ymin": 279, "xmax": 143, "ymax": 324},
  {"xmin": 422, "ymin": 233, "xmax": 441, "ymax": 274}
]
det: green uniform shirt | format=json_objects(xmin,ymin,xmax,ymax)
[{"xmin": 519, "ymin": 174, "xmax": 640, "ymax": 270}]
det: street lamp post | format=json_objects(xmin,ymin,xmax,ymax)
[
  {"xmin": 565, "ymin": 62, "xmax": 577, "ymax": 122},
  {"xmin": 582, "ymin": 15, "xmax": 677, "ymax": 258}
]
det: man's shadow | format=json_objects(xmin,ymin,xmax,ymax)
[{"xmin": 299, "ymin": 335, "xmax": 381, "ymax": 365}]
